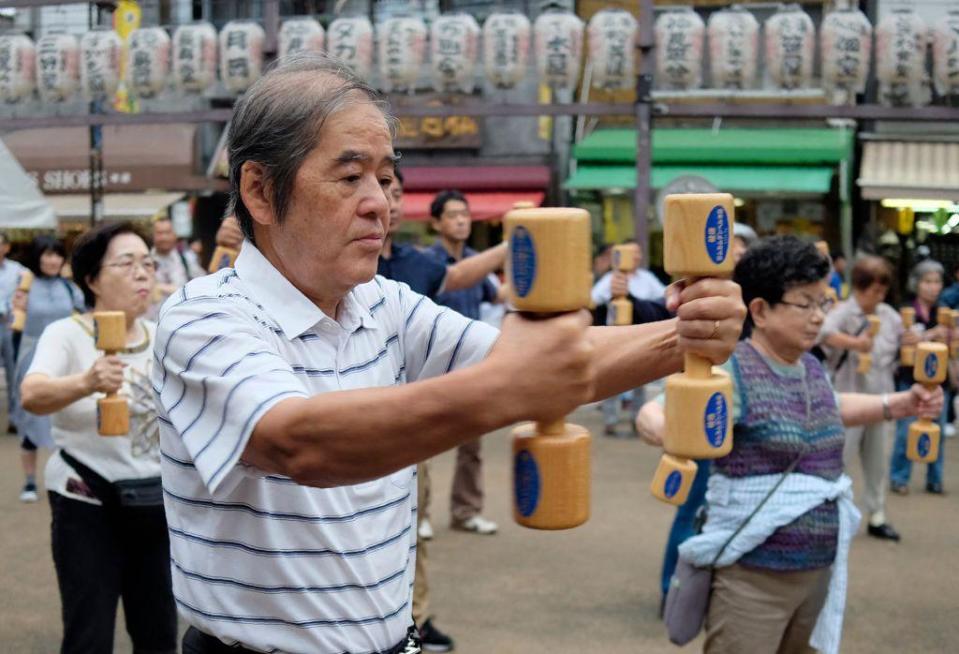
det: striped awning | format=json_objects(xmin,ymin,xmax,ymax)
[{"xmin": 858, "ymin": 141, "xmax": 959, "ymax": 201}]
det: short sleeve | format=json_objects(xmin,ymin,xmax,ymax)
[
  {"xmin": 426, "ymin": 259, "xmax": 448, "ymax": 298},
  {"xmin": 396, "ymin": 282, "xmax": 498, "ymax": 382},
  {"xmin": 26, "ymin": 319, "xmax": 74, "ymax": 379},
  {"xmin": 590, "ymin": 273, "xmax": 612, "ymax": 306},
  {"xmin": 153, "ymin": 300, "xmax": 309, "ymax": 493},
  {"xmin": 818, "ymin": 299, "xmax": 853, "ymax": 341}
]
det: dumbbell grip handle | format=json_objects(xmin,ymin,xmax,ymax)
[
  {"xmin": 536, "ymin": 418, "xmax": 566, "ymax": 435},
  {"xmin": 684, "ymin": 352, "xmax": 713, "ymax": 379},
  {"xmin": 102, "ymin": 349, "xmax": 122, "ymax": 400}
]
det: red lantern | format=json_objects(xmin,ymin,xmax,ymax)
[
  {"xmin": 279, "ymin": 18, "xmax": 325, "ymax": 60},
  {"xmin": 35, "ymin": 33, "xmax": 79, "ymax": 103},
  {"xmin": 328, "ymin": 16, "xmax": 374, "ymax": 81},
  {"xmin": 708, "ymin": 6, "xmax": 759, "ymax": 89},
  {"xmin": 534, "ymin": 10, "xmax": 584, "ymax": 92},
  {"xmin": 126, "ymin": 27, "xmax": 171, "ymax": 99},
  {"xmin": 173, "ymin": 22, "xmax": 217, "ymax": 94},
  {"xmin": 0, "ymin": 33, "xmax": 36, "ymax": 104},
  {"xmin": 655, "ymin": 8, "xmax": 704, "ymax": 91},
  {"xmin": 483, "ymin": 13, "xmax": 530, "ymax": 90},
  {"xmin": 821, "ymin": 8, "xmax": 872, "ymax": 95},
  {"xmin": 876, "ymin": 9, "xmax": 930, "ymax": 106},
  {"xmin": 431, "ymin": 14, "xmax": 480, "ymax": 94},
  {"xmin": 219, "ymin": 21, "xmax": 265, "ymax": 94}
]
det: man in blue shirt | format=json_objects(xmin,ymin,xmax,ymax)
[{"xmin": 426, "ymin": 190, "xmax": 503, "ymax": 538}]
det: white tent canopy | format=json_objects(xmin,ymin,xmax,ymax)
[{"xmin": 0, "ymin": 138, "xmax": 57, "ymax": 230}]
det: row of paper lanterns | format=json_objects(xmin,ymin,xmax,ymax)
[{"xmin": 660, "ymin": 5, "xmax": 959, "ymax": 102}]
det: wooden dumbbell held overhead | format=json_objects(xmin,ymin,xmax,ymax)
[
  {"xmin": 208, "ymin": 246, "xmax": 239, "ymax": 273},
  {"xmin": 505, "ymin": 207, "xmax": 592, "ymax": 530},
  {"xmin": 609, "ymin": 244, "xmax": 636, "ymax": 326},
  {"xmin": 93, "ymin": 311, "xmax": 129, "ymax": 437},
  {"xmin": 11, "ymin": 270, "xmax": 34, "ymax": 332},
  {"xmin": 907, "ymin": 342, "xmax": 948, "ymax": 463},
  {"xmin": 856, "ymin": 315, "xmax": 882, "ymax": 374},
  {"xmin": 651, "ymin": 194, "xmax": 735, "ymax": 506},
  {"xmin": 900, "ymin": 307, "xmax": 916, "ymax": 366}
]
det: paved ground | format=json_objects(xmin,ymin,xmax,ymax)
[{"xmin": 0, "ymin": 402, "xmax": 957, "ymax": 653}]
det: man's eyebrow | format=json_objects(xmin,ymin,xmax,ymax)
[{"xmin": 334, "ymin": 150, "xmax": 369, "ymax": 165}]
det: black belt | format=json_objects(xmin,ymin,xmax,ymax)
[{"xmin": 183, "ymin": 626, "xmax": 421, "ymax": 654}]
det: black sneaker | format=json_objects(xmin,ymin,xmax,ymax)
[
  {"xmin": 867, "ymin": 523, "xmax": 901, "ymax": 542},
  {"xmin": 419, "ymin": 617, "xmax": 454, "ymax": 652}
]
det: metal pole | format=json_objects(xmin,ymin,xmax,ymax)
[
  {"xmin": 634, "ymin": 0, "xmax": 655, "ymax": 262},
  {"xmin": 88, "ymin": 2, "xmax": 104, "ymax": 227}
]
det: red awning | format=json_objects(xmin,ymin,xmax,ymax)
[
  {"xmin": 401, "ymin": 165, "xmax": 550, "ymax": 192},
  {"xmin": 402, "ymin": 192, "xmax": 545, "ymax": 222}
]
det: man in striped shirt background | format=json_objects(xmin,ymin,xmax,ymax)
[{"xmin": 154, "ymin": 53, "xmax": 746, "ymax": 654}]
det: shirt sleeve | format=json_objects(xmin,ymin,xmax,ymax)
[
  {"xmin": 396, "ymin": 282, "xmax": 498, "ymax": 382},
  {"xmin": 26, "ymin": 319, "xmax": 74, "ymax": 379},
  {"xmin": 818, "ymin": 299, "xmax": 854, "ymax": 342},
  {"xmin": 153, "ymin": 299, "xmax": 310, "ymax": 494},
  {"xmin": 591, "ymin": 273, "xmax": 613, "ymax": 306}
]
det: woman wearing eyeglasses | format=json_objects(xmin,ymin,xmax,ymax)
[
  {"xmin": 11, "ymin": 236, "xmax": 85, "ymax": 504},
  {"xmin": 19, "ymin": 222, "xmax": 176, "ymax": 654}
]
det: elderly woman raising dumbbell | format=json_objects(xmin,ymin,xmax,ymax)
[{"xmin": 19, "ymin": 222, "xmax": 175, "ymax": 654}]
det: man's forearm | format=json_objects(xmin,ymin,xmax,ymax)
[
  {"xmin": 245, "ymin": 359, "xmax": 520, "ymax": 487},
  {"xmin": 586, "ymin": 319, "xmax": 683, "ymax": 402},
  {"xmin": 444, "ymin": 243, "xmax": 506, "ymax": 291}
]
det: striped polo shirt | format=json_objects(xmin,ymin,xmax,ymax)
[{"xmin": 153, "ymin": 243, "xmax": 498, "ymax": 654}]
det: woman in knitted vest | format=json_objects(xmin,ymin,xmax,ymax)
[{"xmin": 637, "ymin": 236, "xmax": 941, "ymax": 654}]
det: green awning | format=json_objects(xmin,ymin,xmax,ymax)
[
  {"xmin": 573, "ymin": 128, "xmax": 854, "ymax": 165},
  {"xmin": 565, "ymin": 165, "xmax": 835, "ymax": 195}
]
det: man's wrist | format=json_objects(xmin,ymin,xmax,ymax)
[{"xmin": 881, "ymin": 393, "xmax": 892, "ymax": 421}]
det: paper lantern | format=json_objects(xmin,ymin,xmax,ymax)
[
  {"xmin": 431, "ymin": 14, "xmax": 480, "ymax": 94},
  {"xmin": 534, "ymin": 10, "xmax": 584, "ymax": 92},
  {"xmin": 821, "ymin": 8, "xmax": 872, "ymax": 95},
  {"xmin": 654, "ymin": 8, "xmax": 704, "ymax": 91},
  {"xmin": 219, "ymin": 21, "xmax": 265, "ymax": 94},
  {"xmin": 327, "ymin": 16, "xmax": 374, "ymax": 80},
  {"xmin": 0, "ymin": 33, "xmax": 36, "ymax": 104},
  {"xmin": 876, "ymin": 9, "xmax": 930, "ymax": 106},
  {"xmin": 483, "ymin": 13, "xmax": 530, "ymax": 90},
  {"xmin": 126, "ymin": 27, "xmax": 170, "ymax": 99},
  {"xmin": 378, "ymin": 16, "xmax": 427, "ymax": 93},
  {"xmin": 932, "ymin": 10, "xmax": 959, "ymax": 96},
  {"xmin": 764, "ymin": 4, "xmax": 815, "ymax": 90},
  {"xmin": 279, "ymin": 18, "xmax": 325, "ymax": 60},
  {"xmin": 35, "ymin": 34, "xmax": 79, "ymax": 103},
  {"xmin": 588, "ymin": 8, "xmax": 638, "ymax": 90},
  {"xmin": 708, "ymin": 6, "xmax": 760, "ymax": 89},
  {"xmin": 172, "ymin": 22, "xmax": 217, "ymax": 93},
  {"xmin": 80, "ymin": 28, "xmax": 121, "ymax": 100}
]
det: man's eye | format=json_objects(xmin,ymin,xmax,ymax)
[{"xmin": 343, "ymin": 175, "xmax": 360, "ymax": 183}]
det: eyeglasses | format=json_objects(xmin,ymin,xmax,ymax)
[
  {"xmin": 779, "ymin": 297, "xmax": 835, "ymax": 316},
  {"xmin": 103, "ymin": 256, "xmax": 157, "ymax": 276}
]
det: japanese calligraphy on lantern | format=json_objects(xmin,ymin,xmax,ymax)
[
  {"xmin": 0, "ymin": 33, "xmax": 36, "ymax": 104},
  {"xmin": 588, "ymin": 8, "xmax": 638, "ymax": 90},
  {"xmin": 279, "ymin": 18, "xmax": 325, "ymax": 60},
  {"xmin": 80, "ymin": 28, "xmax": 121, "ymax": 100},
  {"xmin": 534, "ymin": 10, "xmax": 584, "ymax": 92},
  {"xmin": 483, "ymin": 13, "xmax": 530, "ymax": 90},
  {"xmin": 430, "ymin": 14, "xmax": 479, "ymax": 94},
  {"xmin": 35, "ymin": 34, "xmax": 79, "ymax": 103},
  {"xmin": 654, "ymin": 8, "xmax": 703, "ymax": 91},
  {"xmin": 876, "ymin": 9, "xmax": 930, "ymax": 107},
  {"xmin": 378, "ymin": 17, "xmax": 427, "ymax": 93},
  {"xmin": 219, "ymin": 21, "xmax": 265, "ymax": 94},
  {"xmin": 932, "ymin": 11, "xmax": 959, "ymax": 96},
  {"xmin": 707, "ymin": 6, "xmax": 759, "ymax": 90},
  {"xmin": 821, "ymin": 8, "xmax": 871, "ymax": 96},
  {"xmin": 126, "ymin": 27, "xmax": 170, "ymax": 99},
  {"xmin": 765, "ymin": 5, "xmax": 815, "ymax": 90},
  {"xmin": 327, "ymin": 16, "xmax": 373, "ymax": 80},
  {"xmin": 172, "ymin": 22, "xmax": 217, "ymax": 93}
]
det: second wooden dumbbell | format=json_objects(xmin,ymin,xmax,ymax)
[{"xmin": 94, "ymin": 311, "xmax": 129, "ymax": 437}]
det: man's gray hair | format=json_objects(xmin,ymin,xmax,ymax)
[
  {"xmin": 908, "ymin": 258, "xmax": 945, "ymax": 294},
  {"xmin": 225, "ymin": 53, "xmax": 395, "ymax": 244}
]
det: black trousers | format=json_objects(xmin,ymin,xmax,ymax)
[
  {"xmin": 49, "ymin": 492, "xmax": 177, "ymax": 654},
  {"xmin": 183, "ymin": 626, "xmax": 422, "ymax": 654}
]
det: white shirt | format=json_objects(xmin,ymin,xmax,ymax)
[
  {"xmin": 27, "ymin": 316, "xmax": 160, "ymax": 505},
  {"xmin": 154, "ymin": 244, "xmax": 498, "ymax": 654},
  {"xmin": 149, "ymin": 247, "xmax": 205, "ymax": 320},
  {"xmin": 590, "ymin": 268, "xmax": 666, "ymax": 306}
]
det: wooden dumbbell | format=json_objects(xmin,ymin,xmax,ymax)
[
  {"xmin": 939, "ymin": 308, "xmax": 958, "ymax": 360},
  {"xmin": 856, "ymin": 315, "xmax": 881, "ymax": 374},
  {"xmin": 505, "ymin": 207, "xmax": 592, "ymax": 530},
  {"xmin": 11, "ymin": 270, "xmax": 34, "ymax": 332},
  {"xmin": 208, "ymin": 246, "xmax": 238, "ymax": 273},
  {"xmin": 900, "ymin": 307, "xmax": 916, "ymax": 366},
  {"xmin": 608, "ymin": 244, "xmax": 636, "ymax": 326},
  {"xmin": 651, "ymin": 193, "xmax": 735, "ymax": 506},
  {"xmin": 93, "ymin": 311, "xmax": 129, "ymax": 436},
  {"xmin": 907, "ymin": 342, "xmax": 948, "ymax": 463}
]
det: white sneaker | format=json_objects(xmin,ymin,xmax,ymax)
[
  {"xmin": 452, "ymin": 515, "xmax": 498, "ymax": 535},
  {"xmin": 945, "ymin": 423, "xmax": 957, "ymax": 439},
  {"xmin": 418, "ymin": 518, "xmax": 434, "ymax": 541},
  {"xmin": 19, "ymin": 486, "xmax": 38, "ymax": 503}
]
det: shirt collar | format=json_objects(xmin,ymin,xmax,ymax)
[{"xmin": 234, "ymin": 244, "xmax": 377, "ymax": 340}]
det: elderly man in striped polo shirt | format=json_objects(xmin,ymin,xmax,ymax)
[{"xmin": 154, "ymin": 53, "xmax": 746, "ymax": 654}]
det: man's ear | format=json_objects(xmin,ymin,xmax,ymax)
[{"xmin": 239, "ymin": 161, "xmax": 277, "ymax": 228}]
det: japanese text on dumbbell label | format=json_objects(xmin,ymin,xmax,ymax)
[
  {"xmin": 705, "ymin": 205, "xmax": 730, "ymax": 265},
  {"xmin": 510, "ymin": 226, "xmax": 537, "ymax": 298},
  {"xmin": 663, "ymin": 471, "xmax": 683, "ymax": 499},
  {"xmin": 924, "ymin": 354, "xmax": 938, "ymax": 380},
  {"xmin": 918, "ymin": 433, "xmax": 931, "ymax": 458},
  {"xmin": 704, "ymin": 392, "xmax": 729, "ymax": 448},
  {"xmin": 514, "ymin": 450, "xmax": 540, "ymax": 517}
]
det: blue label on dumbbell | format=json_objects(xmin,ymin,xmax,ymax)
[
  {"xmin": 514, "ymin": 450, "xmax": 540, "ymax": 517},
  {"xmin": 918, "ymin": 433, "xmax": 931, "ymax": 458},
  {"xmin": 96, "ymin": 404, "xmax": 102, "ymax": 431},
  {"xmin": 705, "ymin": 206, "xmax": 730, "ymax": 265},
  {"xmin": 924, "ymin": 355, "xmax": 938, "ymax": 380},
  {"xmin": 704, "ymin": 392, "xmax": 728, "ymax": 448},
  {"xmin": 664, "ymin": 471, "xmax": 683, "ymax": 499},
  {"xmin": 217, "ymin": 253, "xmax": 232, "ymax": 270},
  {"xmin": 510, "ymin": 226, "xmax": 536, "ymax": 298}
]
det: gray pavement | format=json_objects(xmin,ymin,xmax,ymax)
[{"xmin": 0, "ymin": 403, "xmax": 957, "ymax": 653}]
